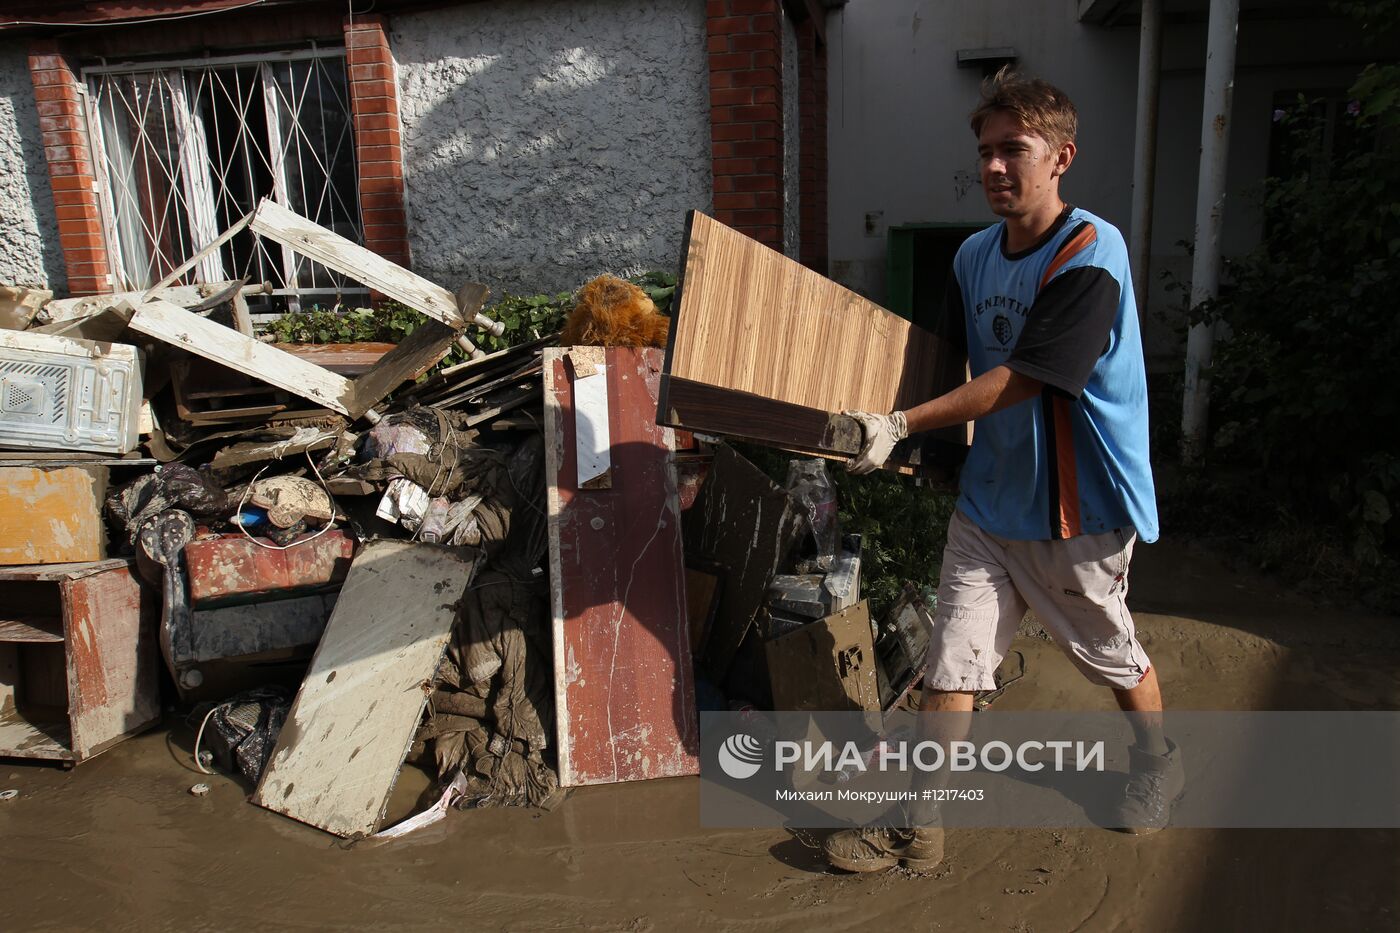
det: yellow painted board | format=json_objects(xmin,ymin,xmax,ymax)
[{"xmin": 0, "ymin": 466, "xmax": 106, "ymax": 566}]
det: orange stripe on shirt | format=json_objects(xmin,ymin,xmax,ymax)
[
  {"xmin": 1052, "ymin": 394, "xmax": 1081, "ymax": 538},
  {"xmin": 1040, "ymin": 223, "xmax": 1098, "ymax": 291}
]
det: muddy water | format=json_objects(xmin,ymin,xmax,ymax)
[{"xmin": 2, "ymin": 541, "xmax": 1398, "ymax": 932}]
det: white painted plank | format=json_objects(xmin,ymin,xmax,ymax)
[
  {"xmin": 574, "ymin": 364, "xmax": 611, "ymax": 489},
  {"xmin": 250, "ymin": 199, "xmax": 464, "ymax": 328},
  {"xmin": 252, "ymin": 540, "xmax": 478, "ymax": 837},
  {"xmin": 126, "ymin": 299, "xmax": 354, "ymax": 415}
]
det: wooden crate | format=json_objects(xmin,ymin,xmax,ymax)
[
  {"xmin": 0, "ymin": 465, "xmax": 106, "ymax": 566},
  {"xmin": 0, "ymin": 559, "xmax": 160, "ymax": 764}
]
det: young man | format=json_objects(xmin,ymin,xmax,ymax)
[{"xmin": 824, "ymin": 70, "xmax": 1180, "ymax": 874}]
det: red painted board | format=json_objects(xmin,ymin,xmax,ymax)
[
  {"xmin": 184, "ymin": 531, "xmax": 355, "ymax": 605},
  {"xmin": 544, "ymin": 347, "xmax": 699, "ymax": 786}
]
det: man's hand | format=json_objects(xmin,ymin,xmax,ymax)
[{"xmin": 844, "ymin": 410, "xmax": 908, "ymax": 475}]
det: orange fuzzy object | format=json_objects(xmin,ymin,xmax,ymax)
[{"xmin": 560, "ymin": 275, "xmax": 670, "ymax": 348}]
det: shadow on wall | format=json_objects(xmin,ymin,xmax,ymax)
[
  {"xmin": 390, "ymin": 0, "xmax": 714, "ymax": 300},
  {"xmin": 0, "ymin": 43, "xmax": 67, "ymax": 293}
]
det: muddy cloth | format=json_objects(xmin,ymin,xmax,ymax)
[
  {"xmin": 352, "ymin": 406, "xmax": 514, "ymax": 554},
  {"xmin": 202, "ymin": 686, "xmax": 292, "ymax": 784},
  {"xmin": 107, "ymin": 464, "xmax": 230, "ymax": 543},
  {"xmin": 420, "ymin": 568, "xmax": 558, "ymax": 808}
]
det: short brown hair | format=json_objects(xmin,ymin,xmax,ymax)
[{"xmin": 969, "ymin": 66, "xmax": 1077, "ymax": 149}]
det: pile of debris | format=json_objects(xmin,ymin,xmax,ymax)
[{"xmin": 1, "ymin": 200, "xmax": 944, "ymax": 841}]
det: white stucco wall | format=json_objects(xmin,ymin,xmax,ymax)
[
  {"xmin": 0, "ymin": 41, "xmax": 65, "ymax": 292},
  {"xmin": 826, "ymin": 0, "xmax": 1382, "ymax": 365},
  {"xmin": 391, "ymin": 0, "xmax": 713, "ymax": 298}
]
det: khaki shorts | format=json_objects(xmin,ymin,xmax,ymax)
[{"xmin": 925, "ymin": 508, "xmax": 1151, "ymax": 692}]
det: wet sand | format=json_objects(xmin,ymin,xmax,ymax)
[{"xmin": 3, "ymin": 540, "xmax": 1398, "ymax": 932}]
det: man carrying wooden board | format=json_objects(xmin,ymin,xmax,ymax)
[{"xmin": 826, "ymin": 69, "xmax": 1174, "ymax": 873}]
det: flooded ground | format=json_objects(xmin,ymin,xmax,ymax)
[{"xmin": 3, "ymin": 540, "xmax": 1398, "ymax": 932}]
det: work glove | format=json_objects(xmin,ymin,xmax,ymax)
[{"xmin": 844, "ymin": 410, "xmax": 908, "ymax": 475}]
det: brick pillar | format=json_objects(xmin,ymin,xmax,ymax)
[
  {"xmin": 796, "ymin": 17, "xmax": 828, "ymax": 274},
  {"xmin": 29, "ymin": 41, "xmax": 110, "ymax": 296},
  {"xmin": 707, "ymin": 0, "xmax": 784, "ymax": 252},
  {"xmin": 344, "ymin": 14, "xmax": 411, "ymax": 268}
]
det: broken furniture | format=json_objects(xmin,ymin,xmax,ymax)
[
  {"xmin": 0, "ymin": 285, "xmax": 52, "ymax": 331},
  {"xmin": 0, "ymin": 464, "xmax": 107, "ymax": 565},
  {"xmin": 544, "ymin": 346, "xmax": 700, "ymax": 786},
  {"xmin": 0, "ymin": 559, "xmax": 160, "ymax": 765},
  {"xmin": 253, "ymin": 539, "xmax": 478, "ymax": 837},
  {"xmin": 658, "ymin": 211, "xmax": 968, "ymax": 472},
  {"xmin": 766, "ymin": 600, "xmax": 881, "ymax": 712},
  {"xmin": 0, "ymin": 328, "xmax": 143, "ymax": 455},
  {"xmin": 161, "ymin": 530, "xmax": 356, "ymax": 701}
]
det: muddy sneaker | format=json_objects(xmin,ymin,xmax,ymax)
[
  {"xmin": 823, "ymin": 825, "xmax": 945, "ymax": 873},
  {"xmin": 1111, "ymin": 739, "xmax": 1185, "ymax": 834}
]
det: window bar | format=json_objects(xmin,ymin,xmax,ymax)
[
  {"xmin": 261, "ymin": 61, "xmax": 301, "ymax": 311},
  {"xmin": 84, "ymin": 76, "xmax": 128, "ymax": 293},
  {"xmin": 170, "ymin": 69, "xmax": 226, "ymax": 285}
]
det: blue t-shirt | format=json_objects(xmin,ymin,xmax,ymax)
[{"xmin": 947, "ymin": 206, "xmax": 1159, "ymax": 543}]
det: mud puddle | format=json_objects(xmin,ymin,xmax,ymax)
[{"xmin": 1, "ymin": 541, "xmax": 1396, "ymax": 932}]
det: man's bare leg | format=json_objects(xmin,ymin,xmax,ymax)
[{"xmin": 1111, "ymin": 667, "xmax": 1168, "ymax": 755}]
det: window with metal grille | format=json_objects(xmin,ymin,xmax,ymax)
[{"xmin": 85, "ymin": 48, "xmax": 364, "ymax": 308}]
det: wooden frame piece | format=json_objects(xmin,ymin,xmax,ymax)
[{"xmin": 659, "ymin": 211, "xmax": 968, "ymax": 471}]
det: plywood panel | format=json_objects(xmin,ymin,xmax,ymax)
[
  {"xmin": 253, "ymin": 540, "xmax": 477, "ymax": 837},
  {"xmin": 0, "ymin": 466, "xmax": 106, "ymax": 566},
  {"xmin": 660, "ymin": 211, "xmax": 968, "ymax": 464},
  {"xmin": 544, "ymin": 347, "xmax": 699, "ymax": 787}
]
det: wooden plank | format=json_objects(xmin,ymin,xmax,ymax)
[
  {"xmin": 253, "ymin": 539, "xmax": 478, "ymax": 837},
  {"xmin": 0, "ymin": 466, "xmax": 106, "ymax": 566},
  {"xmin": 661, "ymin": 211, "xmax": 968, "ymax": 467},
  {"xmin": 662, "ymin": 376, "xmax": 862, "ymax": 455},
  {"xmin": 126, "ymin": 299, "xmax": 355, "ymax": 415},
  {"xmin": 344, "ymin": 319, "xmax": 458, "ymax": 418},
  {"xmin": 249, "ymin": 199, "xmax": 465, "ymax": 328},
  {"xmin": 544, "ymin": 347, "xmax": 699, "ymax": 786},
  {"xmin": 0, "ymin": 617, "xmax": 64, "ymax": 643},
  {"xmin": 62, "ymin": 562, "xmax": 161, "ymax": 759}
]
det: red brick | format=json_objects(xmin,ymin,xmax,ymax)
[
  {"xmin": 357, "ymin": 161, "xmax": 403, "ymax": 180},
  {"xmin": 33, "ymin": 85, "xmax": 78, "ymax": 103},
  {"xmin": 731, "ymin": 32, "xmax": 777, "ymax": 52},
  {"xmin": 344, "ymin": 29, "xmax": 389, "ymax": 50},
  {"xmin": 730, "ymin": 68, "xmax": 779, "ymax": 87},
  {"xmin": 30, "ymin": 69, "xmax": 76, "ymax": 88},
  {"xmin": 713, "ymin": 175, "xmax": 735, "ymax": 193},
  {"xmin": 706, "ymin": 0, "xmax": 728, "ymax": 16},
  {"xmin": 732, "ymin": 209, "xmax": 780, "ymax": 225},
  {"xmin": 714, "ymin": 192, "xmax": 758, "ymax": 210},
  {"xmin": 349, "ymin": 62, "xmax": 394, "ymax": 82},
  {"xmin": 711, "ymin": 141, "xmax": 736, "ymax": 158},
  {"xmin": 754, "ymin": 121, "xmax": 781, "ymax": 139},
  {"xmin": 354, "ymin": 113, "xmax": 400, "ymax": 132},
  {"xmin": 363, "ymin": 223, "xmax": 407, "ymax": 240},
  {"xmin": 708, "ymin": 51, "xmax": 751, "ymax": 71},
  {"xmin": 36, "ymin": 99, "xmax": 83, "ymax": 119},
  {"xmin": 707, "ymin": 34, "xmax": 730, "ymax": 53},
  {"xmin": 347, "ymin": 45, "xmax": 393, "ymax": 67},
  {"xmin": 711, "ymin": 87, "xmax": 753, "ymax": 107},
  {"xmin": 40, "ymin": 128, "xmax": 86, "ymax": 149},
  {"xmin": 43, "ymin": 146, "xmax": 89, "ymax": 164},
  {"xmin": 711, "ymin": 123, "xmax": 755, "ymax": 141},
  {"xmin": 359, "ymin": 176, "xmax": 405, "ymax": 195},
  {"xmin": 59, "ymin": 245, "xmax": 106, "ymax": 263},
  {"xmin": 750, "ymin": 50, "xmax": 778, "ymax": 69},
  {"xmin": 54, "ymin": 204, "xmax": 98, "ymax": 222},
  {"xmin": 360, "ymin": 206, "xmax": 406, "ymax": 225},
  {"xmin": 356, "ymin": 128, "xmax": 401, "ymax": 147},
  {"xmin": 733, "ymin": 174, "xmax": 777, "ymax": 193},
  {"xmin": 359, "ymin": 191, "xmax": 406, "ymax": 211},
  {"xmin": 713, "ymin": 157, "xmax": 757, "ymax": 175},
  {"xmin": 357, "ymin": 143, "xmax": 402, "ymax": 162},
  {"xmin": 732, "ymin": 103, "xmax": 779, "ymax": 122},
  {"xmin": 750, "ymin": 13, "xmax": 779, "ymax": 33},
  {"xmin": 730, "ymin": 0, "xmax": 777, "ymax": 13},
  {"xmin": 752, "ymin": 85, "xmax": 779, "ymax": 104},
  {"xmin": 709, "ymin": 16, "xmax": 750, "ymax": 34},
  {"xmin": 28, "ymin": 53, "xmax": 66, "ymax": 70},
  {"xmin": 732, "ymin": 138, "xmax": 780, "ymax": 157}
]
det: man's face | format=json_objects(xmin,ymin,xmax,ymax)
[{"xmin": 977, "ymin": 111, "xmax": 1069, "ymax": 219}]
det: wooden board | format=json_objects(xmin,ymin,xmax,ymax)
[
  {"xmin": 250, "ymin": 199, "xmax": 465, "ymax": 328},
  {"xmin": 544, "ymin": 347, "xmax": 699, "ymax": 786},
  {"xmin": 127, "ymin": 299, "xmax": 355, "ymax": 415},
  {"xmin": 252, "ymin": 539, "xmax": 478, "ymax": 837},
  {"xmin": 0, "ymin": 466, "xmax": 106, "ymax": 566},
  {"xmin": 660, "ymin": 211, "xmax": 968, "ymax": 465},
  {"xmin": 343, "ymin": 319, "xmax": 458, "ymax": 417}
]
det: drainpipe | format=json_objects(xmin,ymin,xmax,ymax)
[
  {"xmin": 1129, "ymin": 0, "xmax": 1162, "ymax": 322},
  {"xmin": 1180, "ymin": 0, "xmax": 1239, "ymax": 465}
]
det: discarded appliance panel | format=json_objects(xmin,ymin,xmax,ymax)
[
  {"xmin": 876, "ymin": 583, "xmax": 934, "ymax": 710},
  {"xmin": 0, "ymin": 329, "xmax": 142, "ymax": 455},
  {"xmin": 766, "ymin": 600, "xmax": 881, "ymax": 712}
]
